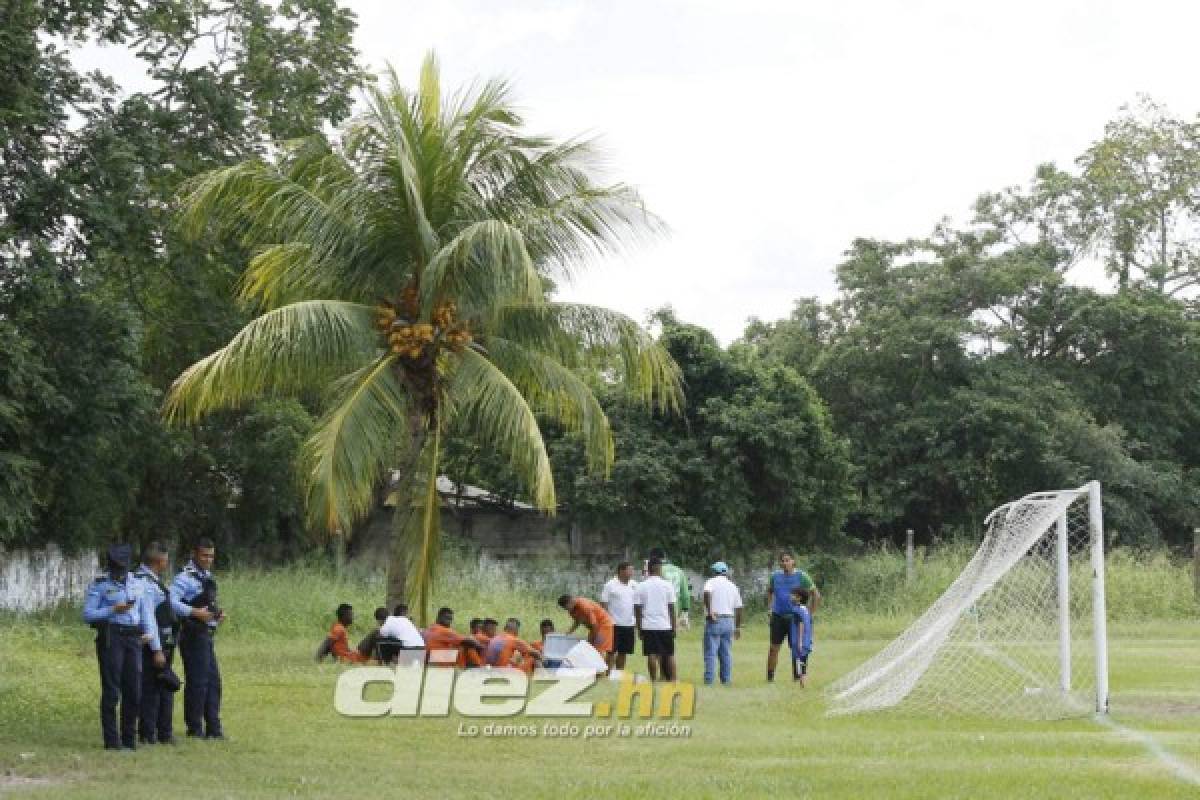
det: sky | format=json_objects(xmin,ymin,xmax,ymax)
[{"xmin": 79, "ymin": 1, "xmax": 1200, "ymax": 342}]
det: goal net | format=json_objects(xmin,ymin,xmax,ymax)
[{"xmin": 828, "ymin": 482, "xmax": 1109, "ymax": 718}]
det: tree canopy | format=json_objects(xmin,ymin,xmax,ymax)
[{"xmin": 3, "ymin": 1, "xmax": 1197, "ymax": 565}]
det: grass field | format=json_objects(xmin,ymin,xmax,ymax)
[{"xmin": 1, "ymin": 567, "xmax": 1197, "ymax": 799}]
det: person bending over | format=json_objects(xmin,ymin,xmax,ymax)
[{"xmin": 558, "ymin": 594, "xmax": 615, "ymax": 671}]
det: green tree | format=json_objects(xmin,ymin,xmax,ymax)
[
  {"xmin": 975, "ymin": 97, "xmax": 1200, "ymax": 294},
  {"xmin": 553, "ymin": 312, "xmax": 853, "ymax": 562},
  {"xmin": 1, "ymin": 0, "xmax": 367, "ymax": 554},
  {"xmin": 0, "ymin": 318, "xmax": 49, "ymax": 543},
  {"xmin": 0, "ymin": 278, "xmax": 158, "ymax": 549},
  {"xmin": 164, "ymin": 57, "xmax": 682, "ymax": 619}
]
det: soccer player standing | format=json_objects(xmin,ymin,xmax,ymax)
[{"xmin": 765, "ymin": 551, "xmax": 820, "ymax": 682}]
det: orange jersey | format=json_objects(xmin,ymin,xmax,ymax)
[
  {"xmin": 463, "ymin": 633, "xmax": 487, "ymax": 668},
  {"xmin": 423, "ymin": 624, "xmax": 468, "ymax": 667},
  {"xmin": 570, "ymin": 598, "xmax": 613, "ymax": 629},
  {"xmin": 330, "ymin": 622, "xmax": 366, "ymax": 663},
  {"xmin": 484, "ymin": 632, "xmax": 539, "ymax": 669}
]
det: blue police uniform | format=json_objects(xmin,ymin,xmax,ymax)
[
  {"xmin": 171, "ymin": 560, "xmax": 223, "ymax": 738},
  {"xmin": 82, "ymin": 546, "xmax": 161, "ymax": 750},
  {"xmin": 134, "ymin": 563, "xmax": 177, "ymax": 744}
]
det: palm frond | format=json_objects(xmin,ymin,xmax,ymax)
[
  {"xmin": 491, "ymin": 302, "xmax": 683, "ymax": 413},
  {"xmin": 163, "ymin": 300, "xmax": 377, "ymax": 423},
  {"xmin": 420, "ymin": 220, "xmax": 543, "ymax": 319},
  {"xmin": 417, "ymin": 51, "xmax": 442, "ymax": 127},
  {"xmin": 486, "ymin": 337, "xmax": 613, "ymax": 475},
  {"xmin": 443, "ymin": 348, "xmax": 556, "ymax": 511},
  {"xmin": 302, "ymin": 355, "xmax": 410, "ymax": 534},
  {"xmin": 177, "ymin": 145, "xmax": 400, "ymax": 305},
  {"xmin": 239, "ymin": 243, "xmax": 317, "ymax": 309},
  {"xmin": 357, "ymin": 68, "xmax": 438, "ymax": 262},
  {"xmin": 471, "ymin": 137, "xmax": 663, "ymax": 276}
]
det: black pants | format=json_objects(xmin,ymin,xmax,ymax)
[
  {"xmin": 179, "ymin": 628, "xmax": 222, "ymax": 737},
  {"xmin": 139, "ymin": 645, "xmax": 174, "ymax": 742},
  {"xmin": 96, "ymin": 627, "xmax": 142, "ymax": 749},
  {"xmin": 356, "ymin": 629, "xmax": 380, "ymax": 659}
]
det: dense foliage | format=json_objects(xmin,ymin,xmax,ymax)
[
  {"xmin": 2, "ymin": 6, "xmax": 1196, "ymax": 560},
  {"xmin": 1, "ymin": 0, "xmax": 364, "ymax": 554}
]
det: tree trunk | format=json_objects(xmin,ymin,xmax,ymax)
[{"xmin": 385, "ymin": 410, "xmax": 428, "ymax": 614}]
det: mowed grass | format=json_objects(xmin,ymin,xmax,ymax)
[{"xmin": 0, "ymin": 568, "xmax": 1197, "ymax": 799}]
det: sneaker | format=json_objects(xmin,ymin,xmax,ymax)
[{"xmin": 158, "ymin": 736, "xmax": 178, "ymax": 746}]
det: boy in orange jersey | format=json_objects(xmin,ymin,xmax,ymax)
[
  {"xmin": 463, "ymin": 618, "xmax": 486, "ymax": 668},
  {"xmin": 327, "ymin": 604, "xmax": 367, "ymax": 663},
  {"xmin": 422, "ymin": 607, "xmax": 482, "ymax": 668},
  {"xmin": 485, "ymin": 618, "xmax": 543, "ymax": 673},
  {"xmin": 532, "ymin": 619, "xmax": 555, "ymax": 656}
]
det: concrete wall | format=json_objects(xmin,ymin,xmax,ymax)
[
  {"xmin": 351, "ymin": 506, "xmax": 630, "ymax": 567},
  {"xmin": 0, "ymin": 544, "xmax": 98, "ymax": 612}
]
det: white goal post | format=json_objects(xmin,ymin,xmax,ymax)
[{"xmin": 828, "ymin": 481, "xmax": 1109, "ymax": 718}]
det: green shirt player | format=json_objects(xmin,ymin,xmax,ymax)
[
  {"xmin": 766, "ymin": 550, "xmax": 820, "ymax": 682},
  {"xmin": 647, "ymin": 548, "xmax": 691, "ymax": 630}
]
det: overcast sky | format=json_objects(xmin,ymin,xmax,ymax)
[{"xmin": 81, "ymin": 1, "xmax": 1200, "ymax": 341}]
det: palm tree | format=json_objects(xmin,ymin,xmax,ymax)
[{"xmin": 163, "ymin": 55, "xmax": 682, "ymax": 622}]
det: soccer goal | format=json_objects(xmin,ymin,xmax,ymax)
[{"xmin": 828, "ymin": 481, "xmax": 1109, "ymax": 718}]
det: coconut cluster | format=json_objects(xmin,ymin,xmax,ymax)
[{"xmin": 375, "ymin": 297, "xmax": 473, "ymax": 361}]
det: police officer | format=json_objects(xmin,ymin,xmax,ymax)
[
  {"xmin": 82, "ymin": 543, "xmax": 165, "ymax": 750},
  {"xmin": 134, "ymin": 541, "xmax": 178, "ymax": 745},
  {"xmin": 170, "ymin": 537, "xmax": 226, "ymax": 740}
]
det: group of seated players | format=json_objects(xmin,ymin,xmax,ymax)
[{"xmin": 318, "ymin": 603, "xmax": 556, "ymax": 673}]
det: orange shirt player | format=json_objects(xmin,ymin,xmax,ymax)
[
  {"xmin": 463, "ymin": 618, "xmax": 486, "ymax": 668},
  {"xmin": 532, "ymin": 618, "xmax": 555, "ymax": 656},
  {"xmin": 485, "ymin": 618, "xmax": 544, "ymax": 674},
  {"xmin": 330, "ymin": 604, "xmax": 367, "ymax": 663},
  {"xmin": 558, "ymin": 594, "xmax": 615, "ymax": 655},
  {"xmin": 477, "ymin": 618, "xmax": 498, "ymax": 659},
  {"xmin": 422, "ymin": 607, "xmax": 482, "ymax": 668}
]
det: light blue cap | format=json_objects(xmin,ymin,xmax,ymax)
[{"xmin": 710, "ymin": 561, "xmax": 729, "ymax": 574}]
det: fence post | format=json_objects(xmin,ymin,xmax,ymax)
[
  {"xmin": 905, "ymin": 529, "xmax": 915, "ymax": 584},
  {"xmin": 1088, "ymin": 481, "xmax": 1109, "ymax": 714},
  {"xmin": 1193, "ymin": 528, "xmax": 1200, "ymax": 603}
]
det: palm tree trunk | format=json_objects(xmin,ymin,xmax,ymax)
[{"xmin": 385, "ymin": 410, "xmax": 428, "ymax": 613}]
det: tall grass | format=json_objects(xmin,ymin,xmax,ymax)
[
  {"xmin": 805, "ymin": 543, "xmax": 1199, "ymax": 637},
  {"xmin": 7, "ymin": 545, "xmax": 1194, "ymax": 642}
]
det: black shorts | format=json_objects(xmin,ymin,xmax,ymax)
[
  {"xmin": 641, "ymin": 629, "xmax": 675, "ymax": 657},
  {"xmin": 614, "ymin": 625, "xmax": 636, "ymax": 655},
  {"xmin": 769, "ymin": 613, "xmax": 794, "ymax": 646}
]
